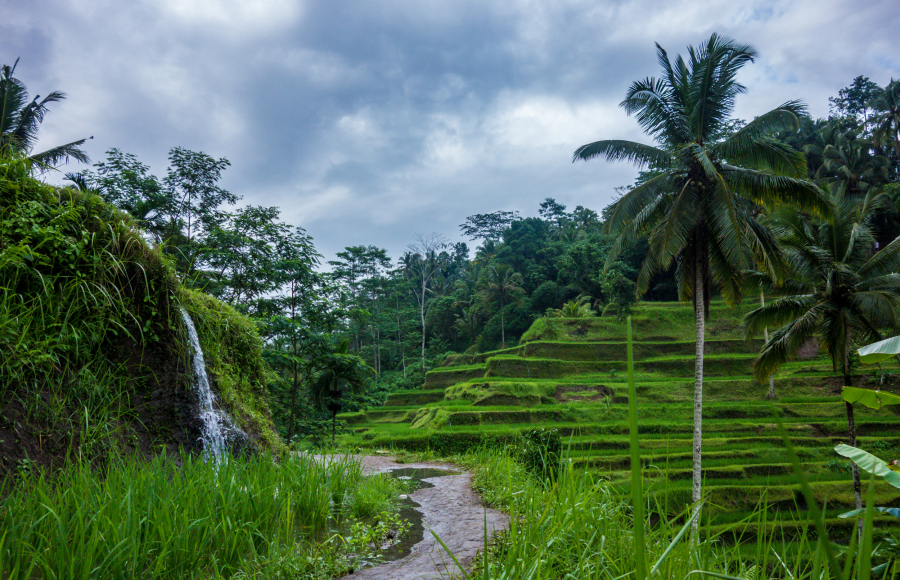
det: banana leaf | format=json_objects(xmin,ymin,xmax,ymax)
[
  {"xmin": 841, "ymin": 386, "xmax": 900, "ymax": 409},
  {"xmin": 858, "ymin": 335, "xmax": 900, "ymax": 364},
  {"xmin": 834, "ymin": 443, "xmax": 900, "ymax": 489}
]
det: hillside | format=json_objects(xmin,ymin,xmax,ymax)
[
  {"xmin": 341, "ymin": 302, "xmax": 900, "ymax": 539},
  {"xmin": 0, "ymin": 158, "xmax": 281, "ymax": 476}
]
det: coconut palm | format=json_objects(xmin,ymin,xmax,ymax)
[
  {"xmin": 870, "ymin": 79, "xmax": 900, "ymax": 164},
  {"xmin": 811, "ymin": 129, "xmax": 889, "ymax": 198},
  {"xmin": 309, "ymin": 338, "xmax": 373, "ymax": 445},
  {"xmin": 574, "ymin": 33, "xmax": 828, "ymax": 508},
  {"xmin": 745, "ymin": 189, "xmax": 900, "ymax": 510},
  {"xmin": 478, "ymin": 264, "xmax": 525, "ymax": 348},
  {"xmin": 0, "ymin": 59, "xmax": 91, "ymax": 167}
]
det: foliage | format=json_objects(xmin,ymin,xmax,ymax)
[
  {"xmin": 0, "ymin": 154, "xmax": 282, "ymax": 472},
  {"xmin": 460, "ymin": 210, "xmax": 521, "ymax": 242},
  {"xmin": 835, "ymin": 443, "xmax": 900, "ymax": 488},
  {"xmin": 842, "ymin": 387, "xmax": 900, "ymax": 409},
  {"xmin": 0, "ymin": 59, "xmax": 90, "ymax": 167},
  {"xmin": 745, "ymin": 189, "xmax": 900, "ymax": 383},
  {"xmin": 179, "ymin": 288, "xmax": 282, "ymax": 450},
  {"xmin": 520, "ymin": 427, "xmax": 561, "ymax": 479},
  {"xmin": 858, "ymin": 335, "xmax": 900, "ymax": 365},
  {"xmin": 309, "ymin": 338, "xmax": 374, "ymax": 444},
  {"xmin": 0, "ymin": 452, "xmax": 408, "ymax": 580}
]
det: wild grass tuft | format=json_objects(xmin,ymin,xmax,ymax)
[{"xmin": 0, "ymin": 452, "xmax": 392, "ymax": 579}]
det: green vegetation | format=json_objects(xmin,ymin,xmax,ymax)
[
  {"xmin": 0, "ymin": 453, "xmax": 406, "ymax": 580},
  {"xmin": 4, "ymin": 31, "xmax": 900, "ymax": 580},
  {"xmin": 342, "ymin": 301, "xmax": 900, "ymax": 549},
  {"xmin": 0, "ymin": 151, "xmax": 281, "ymax": 474}
]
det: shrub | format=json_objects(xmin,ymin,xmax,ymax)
[{"xmin": 521, "ymin": 427, "xmax": 561, "ymax": 480}]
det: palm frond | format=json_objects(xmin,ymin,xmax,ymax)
[
  {"xmin": 716, "ymin": 137, "xmax": 808, "ymax": 177},
  {"xmin": 751, "ymin": 300, "xmax": 821, "ymax": 381},
  {"xmin": 721, "ymin": 165, "xmax": 831, "ymax": 217},
  {"xmin": 744, "ymin": 294, "xmax": 816, "ymax": 337},
  {"xmin": 28, "ymin": 137, "xmax": 92, "ymax": 167},
  {"xmin": 603, "ymin": 172, "xmax": 673, "ymax": 236},
  {"xmin": 572, "ymin": 140, "xmax": 671, "ymax": 168},
  {"xmin": 858, "ymin": 234, "xmax": 900, "ymax": 278}
]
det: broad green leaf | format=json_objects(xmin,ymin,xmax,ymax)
[
  {"xmin": 841, "ymin": 386, "xmax": 900, "ymax": 409},
  {"xmin": 838, "ymin": 507, "xmax": 900, "ymax": 520},
  {"xmin": 834, "ymin": 444, "xmax": 900, "ymax": 489},
  {"xmin": 858, "ymin": 335, "xmax": 900, "ymax": 364}
]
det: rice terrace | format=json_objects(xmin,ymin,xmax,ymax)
[{"xmin": 3, "ymin": 3, "xmax": 900, "ymax": 580}]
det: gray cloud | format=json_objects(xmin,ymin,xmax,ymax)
[{"xmin": 5, "ymin": 0, "xmax": 899, "ymax": 262}]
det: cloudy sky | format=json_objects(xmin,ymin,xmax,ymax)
[{"xmin": 5, "ymin": 0, "xmax": 898, "ymax": 262}]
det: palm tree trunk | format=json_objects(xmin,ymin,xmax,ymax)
[
  {"xmin": 760, "ymin": 292, "xmax": 776, "ymax": 399},
  {"xmin": 843, "ymin": 357, "xmax": 862, "ymax": 513},
  {"xmin": 692, "ymin": 251, "xmax": 706, "ymax": 534},
  {"xmin": 500, "ymin": 295, "xmax": 506, "ymax": 348},
  {"xmin": 420, "ymin": 278, "xmax": 427, "ymax": 373}
]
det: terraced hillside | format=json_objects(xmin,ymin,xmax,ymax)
[{"xmin": 341, "ymin": 302, "xmax": 900, "ymax": 539}]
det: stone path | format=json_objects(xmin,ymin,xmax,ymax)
[{"xmin": 335, "ymin": 455, "xmax": 508, "ymax": 580}]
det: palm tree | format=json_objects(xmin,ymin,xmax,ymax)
[
  {"xmin": 870, "ymin": 79, "xmax": 900, "ymax": 165},
  {"xmin": 574, "ymin": 34, "xmax": 827, "ymax": 509},
  {"xmin": 811, "ymin": 129, "xmax": 889, "ymax": 198},
  {"xmin": 0, "ymin": 59, "xmax": 91, "ymax": 167},
  {"xmin": 745, "ymin": 189, "xmax": 900, "ymax": 511},
  {"xmin": 310, "ymin": 338, "xmax": 373, "ymax": 445},
  {"xmin": 478, "ymin": 264, "xmax": 525, "ymax": 348}
]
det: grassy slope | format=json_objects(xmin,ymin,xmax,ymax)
[
  {"xmin": 0, "ymin": 159, "xmax": 281, "ymax": 476},
  {"xmin": 341, "ymin": 301, "xmax": 900, "ymax": 533}
]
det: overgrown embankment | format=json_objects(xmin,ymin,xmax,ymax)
[{"xmin": 0, "ymin": 157, "xmax": 280, "ymax": 476}]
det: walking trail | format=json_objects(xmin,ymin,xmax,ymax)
[{"xmin": 337, "ymin": 455, "xmax": 508, "ymax": 580}]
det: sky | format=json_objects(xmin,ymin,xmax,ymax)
[{"xmin": 4, "ymin": 0, "xmax": 899, "ymax": 264}]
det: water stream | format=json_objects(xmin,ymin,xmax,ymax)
[
  {"xmin": 179, "ymin": 307, "xmax": 229, "ymax": 459},
  {"xmin": 374, "ymin": 467, "xmax": 457, "ymax": 563}
]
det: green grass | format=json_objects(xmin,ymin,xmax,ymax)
[
  {"xmin": 1, "ymin": 158, "xmax": 283, "ymax": 472},
  {"xmin": 342, "ymin": 297, "xmax": 900, "ymax": 555},
  {"xmin": 0, "ymin": 452, "xmax": 405, "ymax": 580}
]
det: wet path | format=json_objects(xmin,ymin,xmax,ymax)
[{"xmin": 338, "ymin": 455, "xmax": 508, "ymax": 580}]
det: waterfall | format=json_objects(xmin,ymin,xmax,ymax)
[{"xmin": 179, "ymin": 307, "xmax": 228, "ymax": 459}]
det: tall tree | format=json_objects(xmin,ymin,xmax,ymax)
[
  {"xmin": 199, "ymin": 205, "xmax": 294, "ymax": 310},
  {"xmin": 870, "ymin": 79, "xmax": 900, "ymax": 177},
  {"xmin": 812, "ymin": 129, "xmax": 889, "ymax": 199},
  {"xmin": 67, "ymin": 149, "xmax": 175, "ymax": 241},
  {"xmin": 478, "ymin": 264, "xmax": 525, "ymax": 347},
  {"xmin": 405, "ymin": 233, "xmax": 447, "ymax": 372},
  {"xmin": 460, "ymin": 210, "xmax": 521, "ymax": 242},
  {"xmin": 745, "ymin": 189, "xmax": 900, "ymax": 512},
  {"xmin": 0, "ymin": 59, "xmax": 91, "ymax": 167},
  {"xmin": 310, "ymin": 338, "xmax": 373, "ymax": 445},
  {"xmin": 164, "ymin": 147, "xmax": 238, "ymax": 272},
  {"xmin": 573, "ymin": 33, "xmax": 827, "ymax": 512},
  {"xmin": 829, "ymin": 76, "xmax": 882, "ymax": 132}
]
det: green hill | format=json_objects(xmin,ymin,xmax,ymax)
[
  {"xmin": 340, "ymin": 301, "xmax": 900, "ymax": 537},
  {"xmin": 0, "ymin": 158, "xmax": 281, "ymax": 476}
]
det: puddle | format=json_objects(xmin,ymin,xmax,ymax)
[{"xmin": 377, "ymin": 467, "xmax": 457, "ymax": 562}]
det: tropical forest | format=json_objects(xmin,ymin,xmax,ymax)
[{"xmin": 3, "ymin": 31, "xmax": 900, "ymax": 580}]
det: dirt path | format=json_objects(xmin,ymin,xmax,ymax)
[{"xmin": 337, "ymin": 455, "xmax": 508, "ymax": 580}]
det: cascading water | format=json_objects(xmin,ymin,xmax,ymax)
[{"xmin": 180, "ymin": 307, "xmax": 228, "ymax": 459}]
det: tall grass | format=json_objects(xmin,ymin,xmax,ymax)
[
  {"xmin": 457, "ymin": 316, "xmax": 899, "ymax": 580},
  {"xmin": 0, "ymin": 452, "xmax": 388, "ymax": 579}
]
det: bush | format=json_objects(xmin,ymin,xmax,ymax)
[{"xmin": 521, "ymin": 427, "xmax": 561, "ymax": 480}]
